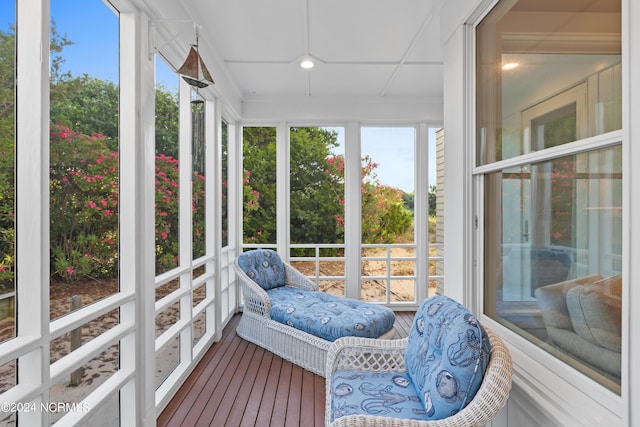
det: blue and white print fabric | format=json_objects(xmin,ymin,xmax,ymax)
[
  {"xmin": 329, "ymin": 295, "xmax": 490, "ymax": 422},
  {"xmin": 267, "ymin": 287, "xmax": 395, "ymax": 342},
  {"xmin": 404, "ymin": 294, "xmax": 490, "ymax": 420},
  {"xmin": 330, "ymin": 370, "xmax": 431, "ymax": 421},
  {"xmin": 237, "ymin": 249, "xmax": 286, "ymax": 290}
]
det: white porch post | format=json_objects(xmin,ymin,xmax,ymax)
[
  {"xmin": 344, "ymin": 121, "xmax": 361, "ymax": 300},
  {"xmin": 16, "ymin": 0, "xmax": 50, "ymax": 423},
  {"xmin": 234, "ymin": 124, "xmax": 243, "ymax": 253},
  {"xmin": 118, "ymin": 11, "xmax": 156, "ymax": 426},
  {"xmin": 277, "ymin": 122, "xmax": 290, "ymax": 257},
  {"xmin": 210, "ymin": 98, "xmax": 222, "ymax": 342},
  {"xmin": 442, "ymin": 25, "xmax": 471, "ymax": 305},
  {"xmin": 178, "ymin": 78, "xmax": 194, "ymax": 374},
  {"xmin": 415, "ymin": 123, "xmax": 430, "ymax": 303}
]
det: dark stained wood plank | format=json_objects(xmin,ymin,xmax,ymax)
[
  {"xmin": 157, "ymin": 315, "xmax": 243, "ymax": 426},
  {"xmin": 182, "ymin": 336, "xmax": 251, "ymax": 426},
  {"xmin": 284, "ymin": 365, "xmax": 303, "ymax": 427},
  {"xmin": 254, "ymin": 354, "xmax": 282, "ymax": 425},
  {"xmin": 203, "ymin": 342, "xmax": 258, "ymax": 426},
  {"xmin": 224, "ymin": 345, "xmax": 268, "ymax": 426},
  {"xmin": 234, "ymin": 347, "xmax": 272, "ymax": 426},
  {"xmin": 314, "ymin": 373, "xmax": 326, "ymax": 427},
  {"xmin": 271, "ymin": 361, "xmax": 293, "ymax": 426},
  {"xmin": 299, "ymin": 369, "xmax": 316, "ymax": 426},
  {"xmin": 394, "ymin": 310, "xmax": 414, "ymax": 336},
  {"xmin": 158, "ymin": 311, "xmax": 415, "ymax": 427}
]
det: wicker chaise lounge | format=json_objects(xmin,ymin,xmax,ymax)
[
  {"xmin": 234, "ymin": 249, "xmax": 396, "ymax": 377},
  {"xmin": 326, "ymin": 294, "xmax": 512, "ymax": 426}
]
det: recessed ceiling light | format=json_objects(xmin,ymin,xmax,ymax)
[
  {"xmin": 300, "ymin": 59, "xmax": 315, "ymax": 69},
  {"xmin": 502, "ymin": 62, "xmax": 519, "ymax": 71}
]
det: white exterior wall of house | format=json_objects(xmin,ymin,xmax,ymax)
[{"xmin": 441, "ymin": 0, "xmax": 639, "ymax": 426}]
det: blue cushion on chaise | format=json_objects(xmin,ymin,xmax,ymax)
[
  {"xmin": 267, "ymin": 286, "xmax": 395, "ymax": 342},
  {"xmin": 236, "ymin": 249, "xmax": 395, "ymax": 341}
]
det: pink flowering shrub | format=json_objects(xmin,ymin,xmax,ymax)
[
  {"xmin": 154, "ymin": 153, "xmax": 180, "ymax": 273},
  {"xmin": 50, "ymin": 125, "xmax": 119, "ymax": 282},
  {"xmin": 242, "ymin": 170, "xmax": 266, "ymax": 243},
  {"xmin": 49, "ymin": 125, "xmax": 210, "ymax": 280},
  {"xmin": 325, "ymin": 154, "xmax": 412, "ymax": 244}
]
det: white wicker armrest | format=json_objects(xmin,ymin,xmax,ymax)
[
  {"xmin": 233, "ymin": 260, "xmax": 272, "ymax": 318},
  {"xmin": 284, "ymin": 262, "xmax": 319, "ymax": 291},
  {"xmin": 326, "ymin": 336, "xmax": 409, "ymax": 374},
  {"xmin": 326, "ymin": 327, "xmax": 512, "ymax": 427}
]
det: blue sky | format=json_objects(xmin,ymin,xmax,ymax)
[
  {"xmin": 1, "ymin": 0, "xmax": 175, "ymax": 89},
  {"xmin": 3, "ymin": 0, "xmax": 437, "ymax": 191},
  {"xmin": 328, "ymin": 127, "xmax": 437, "ymax": 192}
]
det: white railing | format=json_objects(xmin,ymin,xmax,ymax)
[{"xmin": 241, "ymin": 243, "xmax": 444, "ymax": 305}]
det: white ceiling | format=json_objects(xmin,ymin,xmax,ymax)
[{"xmin": 138, "ymin": 0, "xmax": 444, "ymax": 111}]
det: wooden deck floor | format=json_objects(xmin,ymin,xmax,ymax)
[{"xmin": 158, "ymin": 311, "xmax": 415, "ymax": 427}]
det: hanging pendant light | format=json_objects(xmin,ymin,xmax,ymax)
[{"xmin": 178, "ymin": 26, "xmax": 214, "ymax": 88}]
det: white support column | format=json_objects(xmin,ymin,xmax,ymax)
[
  {"xmin": 179, "ymin": 80, "xmax": 194, "ymax": 271},
  {"xmin": 208, "ymin": 97, "xmax": 222, "ymax": 341},
  {"xmin": 276, "ymin": 122, "xmax": 289, "ymax": 258},
  {"xmin": 118, "ymin": 11, "xmax": 156, "ymax": 426},
  {"xmin": 16, "ymin": 0, "xmax": 50, "ymax": 424},
  {"xmin": 415, "ymin": 123, "xmax": 430, "ymax": 303},
  {"xmin": 178, "ymin": 78, "xmax": 193, "ymax": 363},
  {"xmin": 344, "ymin": 122, "xmax": 361, "ymax": 300},
  {"xmin": 443, "ymin": 25, "xmax": 470, "ymax": 305},
  {"xmin": 229, "ymin": 121, "xmax": 241, "ymax": 312},
  {"xmin": 233, "ymin": 123, "xmax": 242, "ymax": 253}
]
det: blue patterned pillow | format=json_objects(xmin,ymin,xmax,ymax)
[
  {"xmin": 404, "ymin": 295, "xmax": 490, "ymax": 420},
  {"xmin": 237, "ymin": 249, "xmax": 286, "ymax": 290}
]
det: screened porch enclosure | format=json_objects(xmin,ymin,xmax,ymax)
[
  {"xmin": 1, "ymin": 1, "xmax": 443, "ymax": 426},
  {"xmin": 2, "ymin": 0, "xmax": 638, "ymax": 426},
  {"xmin": 240, "ymin": 124, "xmax": 442, "ymax": 305}
]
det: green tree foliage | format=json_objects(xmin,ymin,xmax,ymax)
[
  {"xmin": 428, "ymin": 184, "xmax": 437, "ymax": 217},
  {"xmin": 242, "ymin": 127, "xmax": 277, "ymax": 244},
  {"xmin": 155, "ymin": 85, "xmax": 180, "ymax": 158},
  {"xmin": 48, "ymin": 19, "xmax": 122, "ymax": 148},
  {"xmin": 289, "ymin": 128, "xmax": 343, "ymax": 245},
  {"xmin": 402, "ymin": 192, "xmax": 414, "ymax": 211},
  {"xmin": 50, "ymin": 75, "xmax": 120, "ymax": 150},
  {"xmin": 242, "ymin": 127, "xmax": 414, "ymax": 247},
  {"xmin": 0, "ymin": 26, "xmax": 15, "ymax": 288}
]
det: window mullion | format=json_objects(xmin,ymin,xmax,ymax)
[
  {"xmin": 344, "ymin": 122, "xmax": 361, "ymax": 300},
  {"xmin": 276, "ymin": 122, "xmax": 289, "ymax": 257},
  {"xmin": 415, "ymin": 123, "xmax": 430, "ymax": 303}
]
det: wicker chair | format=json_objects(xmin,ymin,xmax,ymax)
[
  {"xmin": 234, "ymin": 249, "xmax": 395, "ymax": 377},
  {"xmin": 325, "ymin": 297, "xmax": 512, "ymax": 426}
]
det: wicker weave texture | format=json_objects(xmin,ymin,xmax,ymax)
[
  {"xmin": 235, "ymin": 256, "xmax": 397, "ymax": 376},
  {"xmin": 234, "ymin": 258, "xmax": 330, "ymax": 375},
  {"xmin": 325, "ymin": 327, "xmax": 512, "ymax": 427}
]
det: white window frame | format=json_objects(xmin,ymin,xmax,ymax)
[{"xmin": 466, "ymin": 1, "xmax": 631, "ymax": 425}]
